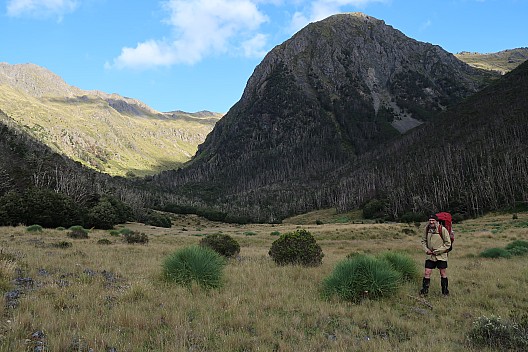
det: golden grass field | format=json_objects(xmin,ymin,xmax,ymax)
[{"xmin": 1, "ymin": 210, "xmax": 527, "ymax": 351}]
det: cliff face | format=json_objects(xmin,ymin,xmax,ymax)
[{"xmin": 165, "ymin": 13, "xmax": 496, "ymax": 215}]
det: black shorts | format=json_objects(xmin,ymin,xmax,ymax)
[{"xmin": 425, "ymin": 259, "xmax": 447, "ymax": 269}]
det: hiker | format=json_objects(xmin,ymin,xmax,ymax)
[{"xmin": 420, "ymin": 214, "xmax": 452, "ymax": 296}]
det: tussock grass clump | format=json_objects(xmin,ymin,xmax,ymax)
[
  {"xmin": 505, "ymin": 240, "xmax": 528, "ymax": 256},
  {"xmin": 199, "ymin": 233, "xmax": 240, "ymax": 258},
  {"xmin": 378, "ymin": 251, "xmax": 420, "ymax": 282},
  {"xmin": 479, "ymin": 247, "xmax": 512, "ymax": 258},
  {"xmin": 118, "ymin": 228, "xmax": 133, "ymax": 235},
  {"xmin": 0, "ymin": 255, "xmax": 17, "ymax": 292},
  {"xmin": 162, "ymin": 245, "xmax": 226, "ymax": 289},
  {"xmin": 67, "ymin": 226, "xmax": 89, "ymax": 239},
  {"xmin": 123, "ymin": 231, "xmax": 149, "ymax": 244},
  {"xmin": 467, "ymin": 315, "xmax": 528, "ymax": 350},
  {"xmin": 108, "ymin": 230, "xmax": 120, "ymax": 236},
  {"xmin": 26, "ymin": 224, "xmax": 43, "ymax": 232},
  {"xmin": 268, "ymin": 229, "xmax": 324, "ymax": 266},
  {"xmin": 321, "ymin": 254, "xmax": 401, "ymax": 302}
]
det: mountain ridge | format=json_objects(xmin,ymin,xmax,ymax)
[
  {"xmin": 152, "ymin": 13, "xmax": 501, "ymax": 221},
  {"xmin": 0, "ymin": 62, "xmax": 221, "ymax": 176}
]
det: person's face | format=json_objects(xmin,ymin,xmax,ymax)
[{"xmin": 428, "ymin": 218, "xmax": 437, "ymax": 226}]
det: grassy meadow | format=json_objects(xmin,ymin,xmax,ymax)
[{"xmin": 1, "ymin": 211, "xmax": 527, "ymax": 351}]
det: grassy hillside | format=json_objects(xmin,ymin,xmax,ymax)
[
  {"xmin": 455, "ymin": 48, "xmax": 528, "ymax": 74},
  {"xmin": 1, "ymin": 212, "xmax": 527, "ymax": 351},
  {"xmin": 0, "ymin": 84, "xmax": 220, "ymax": 177}
]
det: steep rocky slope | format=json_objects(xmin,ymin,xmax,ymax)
[{"xmin": 154, "ymin": 13, "xmax": 497, "ymax": 221}]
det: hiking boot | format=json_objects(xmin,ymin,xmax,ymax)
[
  {"xmin": 441, "ymin": 277, "xmax": 449, "ymax": 296},
  {"xmin": 420, "ymin": 278, "xmax": 430, "ymax": 296}
]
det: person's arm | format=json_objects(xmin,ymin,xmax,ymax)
[{"xmin": 421, "ymin": 228, "xmax": 431, "ymax": 254}]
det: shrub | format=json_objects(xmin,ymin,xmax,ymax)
[
  {"xmin": 270, "ymin": 231, "xmax": 281, "ymax": 236},
  {"xmin": 123, "ymin": 231, "xmax": 149, "ymax": 244},
  {"xmin": 479, "ymin": 247, "xmax": 512, "ymax": 259},
  {"xmin": 505, "ymin": 240, "xmax": 528, "ymax": 256},
  {"xmin": 378, "ymin": 251, "xmax": 420, "ymax": 282},
  {"xmin": 244, "ymin": 231, "xmax": 257, "ymax": 236},
  {"xmin": 97, "ymin": 239, "xmax": 112, "ymax": 245},
  {"xmin": 143, "ymin": 211, "xmax": 172, "ymax": 228},
  {"xmin": 23, "ymin": 188, "xmax": 81, "ymax": 228},
  {"xmin": 85, "ymin": 199, "xmax": 119, "ymax": 230},
  {"xmin": 26, "ymin": 224, "xmax": 43, "ymax": 232},
  {"xmin": 162, "ymin": 246, "xmax": 226, "ymax": 289},
  {"xmin": 467, "ymin": 315, "xmax": 528, "ymax": 350},
  {"xmin": 67, "ymin": 226, "xmax": 89, "ymax": 239},
  {"xmin": 53, "ymin": 241, "xmax": 73, "ymax": 248},
  {"xmin": 362, "ymin": 198, "xmax": 386, "ymax": 219},
  {"xmin": 268, "ymin": 229, "xmax": 324, "ymax": 267},
  {"xmin": 199, "ymin": 234, "xmax": 240, "ymax": 258},
  {"xmin": 321, "ymin": 255, "xmax": 401, "ymax": 302}
]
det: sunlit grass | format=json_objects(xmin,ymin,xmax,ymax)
[{"xmin": 0, "ymin": 212, "xmax": 527, "ymax": 351}]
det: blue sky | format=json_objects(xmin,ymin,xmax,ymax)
[{"xmin": 1, "ymin": 0, "xmax": 527, "ymax": 113}]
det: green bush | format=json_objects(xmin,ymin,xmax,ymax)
[
  {"xmin": 479, "ymin": 247, "xmax": 512, "ymax": 259},
  {"xmin": 199, "ymin": 234, "xmax": 240, "ymax": 258},
  {"xmin": 268, "ymin": 229, "xmax": 324, "ymax": 267},
  {"xmin": 162, "ymin": 246, "xmax": 226, "ymax": 289},
  {"xmin": 67, "ymin": 226, "xmax": 89, "ymax": 239},
  {"xmin": 26, "ymin": 224, "xmax": 43, "ymax": 232},
  {"xmin": 378, "ymin": 251, "xmax": 420, "ymax": 282},
  {"xmin": 270, "ymin": 231, "xmax": 281, "ymax": 236},
  {"xmin": 143, "ymin": 211, "xmax": 172, "ymax": 228},
  {"xmin": 85, "ymin": 199, "xmax": 119, "ymax": 230},
  {"xmin": 467, "ymin": 315, "xmax": 528, "ymax": 350},
  {"xmin": 123, "ymin": 231, "xmax": 149, "ymax": 244},
  {"xmin": 505, "ymin": 240, "xmax": 528, "ymax": 256},
  {"xmin": 362, "ymin": 198, "xmax": 386, "ymax": 219},
  {"xmin": 321, "ymin": 255, "xmax": 401, "ymax": 302}
]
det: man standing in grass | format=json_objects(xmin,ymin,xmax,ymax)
[{"xmin": 420, "ymin": 214, "xmax": 452, "ymax": 296}]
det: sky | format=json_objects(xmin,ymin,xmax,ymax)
[{"xmin": 1, "ymin": 0, "xmax": 527, "ymax": 114}]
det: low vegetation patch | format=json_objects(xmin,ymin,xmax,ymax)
[
  {"xmin": 479, "ymin": 247, "xmax": 512, "ymax": 258},
  {"xmin": 505, "ymin": 240, "xmax": 528, "ymax": 256},
  {"xmin": 26, "ymin": 224, "xmax": 43, "ymax": 232},
  {"xmin": 467, "ymin": 315, "xmax": 528, "ymax": 350}
]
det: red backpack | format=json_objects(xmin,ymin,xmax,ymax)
[{"xmin": 436, "ymin": 212, "xmax": 455, "ymax": 252}]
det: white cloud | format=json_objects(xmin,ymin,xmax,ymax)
[
  {"xmin": 288, "ymin": 0, "xmax": 389, "ymax": 33},
  {"xmin": 109, "ymin": 0, "xmax": 270, "ymax": 69},
  {"xmin": 6, "ymin": 0, "xmax": 79, "ymax": 19},
  {"xmin": 241, "ymin": 33, "xmax": 269, "ymax": 57}
]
